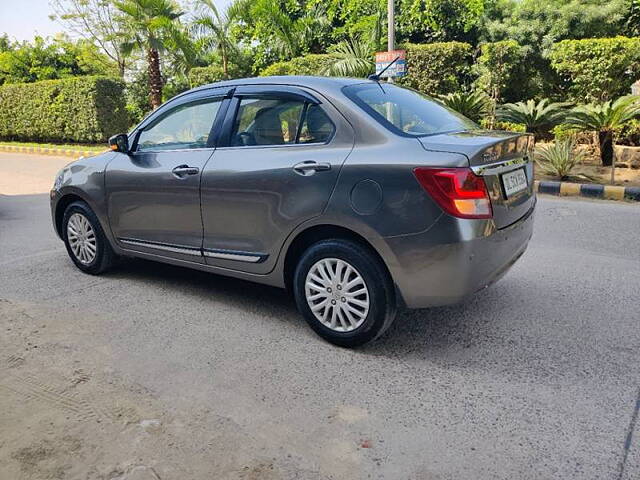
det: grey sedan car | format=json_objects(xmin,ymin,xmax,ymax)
[{"xmin": 51, "ymin": 76, "xmax": 535, "ymax": 347}]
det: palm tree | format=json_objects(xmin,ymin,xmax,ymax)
[
  {"xmin": 497, "ymin": 99, "xmax": 569, "ymax": 138},
  {"xmin": 438, "ymin": 91, "xmax": 491, "ymax": 123},
  {"xmin": 114, "ymin": 0, "xmax": 193, "ymax": 109},
  {"xmin": 565, "ymin": 96, "xmax": 640, "ymax": 166},
  {"xmin": 228, "ymin": 0, "xmax": 329, "ymax": 61},
  {"xmin": 192, "ymin": 0, "xmax": 236, "ymax": 77},
  {"xmin": 323, "ymin": 36, "xmax": 375, "ymax": 78}
]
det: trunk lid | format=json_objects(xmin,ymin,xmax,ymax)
[{"xmin": 418, "ymin": 130, "xmax": 535, "ymax": 229}]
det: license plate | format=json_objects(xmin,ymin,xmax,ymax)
[{"xmin": 502, "ymin": 168, "xmax": 528, "ymax": 198}]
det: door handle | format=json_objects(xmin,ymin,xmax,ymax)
[
  {"xmin": 172, "ymin": 165, "xmax": 200, "ymax": 177},
  {"xmin": 293, "ymin": 161, "xmax": 331, "ymax": 176}
]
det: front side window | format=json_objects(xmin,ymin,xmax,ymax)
[
  {"xmin": 137, "ymin": 99, "xmax": 222, "ymax": 152},
  {"xmin": 343, "ymin": 83, "xmax": 477, "ymax": 136},
  {"xmin": 230, "ymin": 96, "xmax": 334, "ymax": 147}
]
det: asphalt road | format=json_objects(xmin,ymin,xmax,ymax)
[{"xmin": 1, "ymin": 153, "xmax": 639, "ymax": 479}]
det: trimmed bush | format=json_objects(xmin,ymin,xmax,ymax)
[
  {"xmin": 188, "ymin": 65, "xmax": 243, "ymax": 88},
  {"xmin": 549, "ymin": 37, "xmax": 640, "ymax": 102},
  {"xmin": 399, "ymin": 42, "xmax": 473, "ymax": 96},
  {"xmin": 0, "ymin": 76, "xmax": 128, "ymax": 143},
  {"xmin": 259, "ymin": 54, "xmax": 337, "ymax": 77}
]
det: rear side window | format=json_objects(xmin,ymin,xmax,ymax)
[
  {"xmin": 136, "ymin": 99, "xmax": 222, "ymax": 151},
  {"xmin": 230, "ymin": 96, "xmax": 334, "ymax": 147},
  {"xmin": 343, "ymin": 83, "xmax": 476, "ymax": 137}
]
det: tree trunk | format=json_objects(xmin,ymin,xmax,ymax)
[
  {"xmin": 147, "ymin": 48, "xmax": 163, "ymax": 110},
  {"xmin": 598, "ymin": 130, "xmax": 614, "ymax": 167},
  {"xmin": 222, "ymin": 47, "xmax": 228, "ymax": 78}
]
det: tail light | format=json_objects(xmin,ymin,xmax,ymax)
[{"xmin": 413, "ymin": 167, "xmax": 492, "ymax": 219}]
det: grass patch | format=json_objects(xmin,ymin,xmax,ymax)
[{"xmin": 0, "ymin": 141, "xmax": 106, "ymax": 152}]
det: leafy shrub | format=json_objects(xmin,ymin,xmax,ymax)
[
  {"xmin": 616, "ymin": 118, "xmax": 640, "ymax": 146},
  {"xmin": 259, "ymin": 54, "xmax": 337, "ymax": 77},
  {"xmin": 438, "ymin": 90, "xmax": 490, "ymax": 123},
  {"xmin": 188, "ymin": 64, "xmax": 243, "ymax": 87},
  {"xmin": 497, "ymin": 99, "xmax": 570, "ymax": 138},
  {"xmin": 399, "ymin": 42, "xmax": 473, "ymax": 95},
  {"xmin": 479, "ymin": 119, "xmax": 526, "ymax": 132},
  {"xmin": 549, "ymin": 37, "xmax": 640, "ymax": 102},
  {"xmin": 535, "ymin": 139, "xmax": 585, "ymax": 180},
  {"xmin": 0, "ymin": 76, "xmax": 128, "ymax": 143},
  {"xmin": 474, "ymin": 40, "xmax": 529, "ymax": 103}
]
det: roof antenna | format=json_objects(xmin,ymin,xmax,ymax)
[{"xmin": 368, "ymin": 55, "xmax": 400, "ymax": 82}]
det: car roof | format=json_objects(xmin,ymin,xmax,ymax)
[{"xmin": 190, "ymin": 75, "xmax": 372, "ymax": 96}]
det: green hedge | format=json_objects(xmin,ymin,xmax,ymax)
[
  {"xmin": 399, "ymin": 42, "xmax": 473, "ymax": 95},
  {"xmin": 549, "ymin": 36, "xmax": 640, "ymax": 102},
  {"xmin": 0, "ymin": 76, "xmax": 128, "ymax": 143},
  {"xmin": 260, "ymin": 54, "xmax": 337, "ymax": 77}
]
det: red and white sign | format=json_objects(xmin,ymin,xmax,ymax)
[{"xmin": 375, "ymin": 50, "xmax": 407, "ymax": 78}]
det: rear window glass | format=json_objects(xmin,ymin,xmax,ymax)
[{"xmin": 343, "ymin": 83, "xmax": 477, "ymax": 136}]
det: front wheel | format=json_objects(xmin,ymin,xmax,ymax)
[
  {"xmin": 62, "ymin": 201, "xmax": 116, "ymax": 275},
  {"xmin": 293, "ymin": 239, "xmax": 396, "ymax": 347}
]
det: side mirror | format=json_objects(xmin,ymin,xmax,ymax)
[{"xmin": 109, "ymin": 133, "xmax": 130, "ymax": 153}]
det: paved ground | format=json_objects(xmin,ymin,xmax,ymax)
[{"xmin": 1, "ymin": 153, "xmax": 639, "ymax": 479}]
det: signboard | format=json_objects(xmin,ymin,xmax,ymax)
[{"xmin": 375, "ymin": 50, "xmax": 407, "ymax": 78}]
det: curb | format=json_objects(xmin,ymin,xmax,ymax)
[
  {"xmin": 535, "ymin": 180, "xmax": 640, "ymax": 202},
  {"xmin": 0, "ymin": 144, "xmax": 104, "ymax": 159}
]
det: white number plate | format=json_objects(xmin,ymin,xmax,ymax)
[{"xmin": 502, "ymin": 168, "xmax": 528, "ymax": 198}]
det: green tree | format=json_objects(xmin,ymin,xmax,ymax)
[
  {"xmin": 398, "ymin": 0, "xmax": 485, "ymax": 44},
  {"xmin": 228, "ymin": 0, "xmax": 331, "ymax": 72},
  {"xmin": 0, "ymin": 35, "xmax": 116, "ymax": 85},
  {"xmin": 193, "ymin": 0, "xmax": 238, "ymax": 77},
  {"xmin": 50, "ymin": 0, "xmax": 128, "ymax": 77},
  {"xmin": 114, "ymin": 0, "xmax": 194, "ymax": 109},
  {"xmin": 565, "ymin": 96, "xmax": 640, "ymax": 166}
]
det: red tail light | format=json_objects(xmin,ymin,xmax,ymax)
[{"xmin": 413, "ymin": 167, "xmax": 492, "ymax": 219}]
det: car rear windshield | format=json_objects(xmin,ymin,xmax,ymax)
[{"xmin": 343, "ymin": 83, "xmax": 477, "ymax": 137}]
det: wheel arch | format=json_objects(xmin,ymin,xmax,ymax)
[
  {"xmin": 282, "ymin": 224, "xmax": 400, "ymax": 304},
  {"xmin": 54, "ymin": 193, "xmax": 88, "ymax": 238}
]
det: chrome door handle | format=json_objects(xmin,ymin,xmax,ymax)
[
  {"xmin": 172, "ymin": 165, "xmax": 200, "ymax": 177},
  {"xmin": 293, "ymin": 161, "xmax": 331, "ymax": 176}
]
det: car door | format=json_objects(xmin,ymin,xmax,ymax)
[
  {"xmin": 200, "ymin": 85, "xmax": 355, "ymax": 274},
  {"xmin": 106, "ymin": 88, "xmax": 230, "ymax": 263}
]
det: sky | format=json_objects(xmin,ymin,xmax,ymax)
[{"xmin": 0, "ymin": 0, "xmax": 231, "ymax": 42}]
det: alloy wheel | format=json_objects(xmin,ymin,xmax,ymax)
[
  {"xmin": 66, "ymin": 213, "xmax": 97, "ymax": 265},
  {"xmin": 304, "ymin": 258, "xmax": 370, "ymax": 332}
]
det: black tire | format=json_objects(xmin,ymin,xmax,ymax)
[
  {"xmin": 62, "ymin": 201, "xmax": 117, "ymax": 275},
  {"xmin": 293, "ymin": 239, "xmax": 396, "ymax": 347}
]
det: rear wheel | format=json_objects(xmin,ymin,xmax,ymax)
[
  {"xmin": 62, "ymin": 201, "xmax": 116, "ymax": 274},
  {"xmin": 293, "ymin": 239, "xmax": 396, "ymax": 347}
]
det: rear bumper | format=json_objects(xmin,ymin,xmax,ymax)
[{"xmin": 384, "ymin": 200, "xmax": 535, "ymax": 309}]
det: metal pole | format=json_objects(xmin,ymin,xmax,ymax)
[{"xmin": 387, "ymin": 0, "xmax": 395, "ymax": 84}]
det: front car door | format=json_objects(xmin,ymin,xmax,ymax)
[
  {"xmin": 200, "ymin": 85, "xmax": 355, "ymax": 274},
  {"xmin": 106, "ymin": 88, "xmax": 230, "ymax": 263}
]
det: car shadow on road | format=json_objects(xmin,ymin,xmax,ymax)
[{"xmin": 104, "ymin": 256, "xmax": 515, "ymax": 358}]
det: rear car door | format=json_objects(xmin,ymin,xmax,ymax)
[
  {"xmin": 106, "ymin": 88, "xmax": 230, "ymax": 263},
  {"xmin": 200, "ymin": 85, "xmax": 354, "ymax": 274}
]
